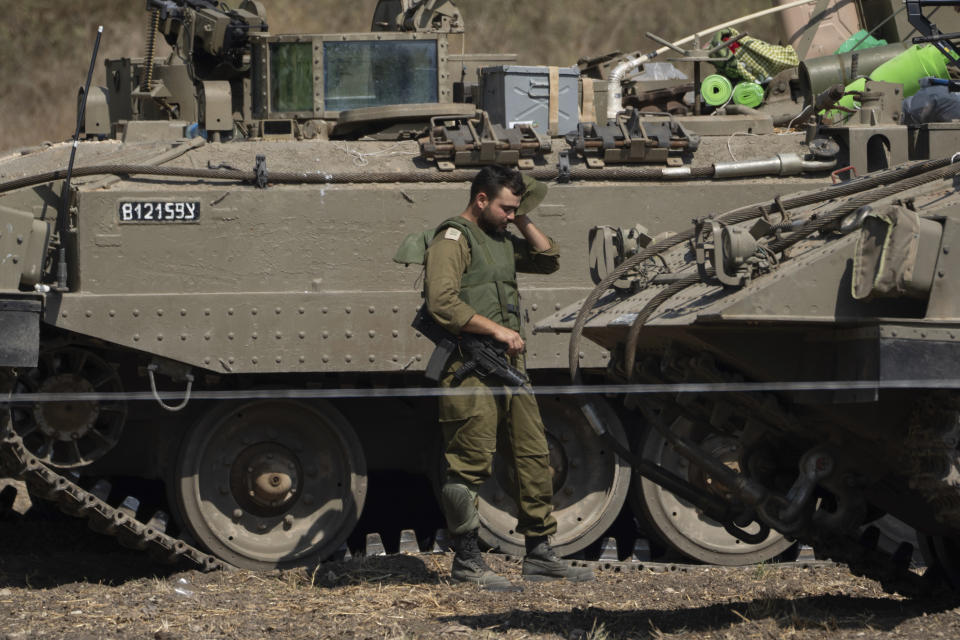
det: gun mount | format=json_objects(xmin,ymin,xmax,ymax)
[
  {"xmin": 371, "ymin": 0, "xmax": 464, "ymax": 33},
  {"xmin": 84, "ymin": 0, "xmax": 482, "ymax": 144},
  {"xmin": 147, "ymin": 0, "xmax": 268, "ymax": 58}
]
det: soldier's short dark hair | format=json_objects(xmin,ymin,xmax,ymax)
[{"xmin": 470, "ymin": 165, "xmax": 525, "ymax": 205}]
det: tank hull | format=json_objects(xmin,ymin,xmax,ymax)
[{"xmin": 537, "ymin": 158, "xmax": 960, "ymax": 594}]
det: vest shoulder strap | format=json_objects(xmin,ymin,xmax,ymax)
[{"xmin": 436, "ymin": 217, "xmax": 481, "ymax": 248}]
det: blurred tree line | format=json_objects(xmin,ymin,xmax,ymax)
[{"xmin": 0, "ymin": 0, "xmax": 780, "ymax": 152}]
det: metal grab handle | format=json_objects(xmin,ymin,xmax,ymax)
[{"xmin": 147, "ymin": 364, "xmax": 194, "ymax": 412}]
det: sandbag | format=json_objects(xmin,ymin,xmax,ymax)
[{"xmin": 710, "ymin": 27, "xmax": 799, "ymax": 84}]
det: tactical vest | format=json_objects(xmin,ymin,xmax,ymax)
[{"xmin": 437, "ymin": 217, "xmax": 521, "ymax": 332}]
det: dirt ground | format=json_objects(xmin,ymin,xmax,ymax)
[{"xmin": 2, "ymin": 517, "xmax": 960, "ymax": 640}]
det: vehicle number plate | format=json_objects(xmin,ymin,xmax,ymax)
[{"xmin": 118, "ymin": 201, "xmax": 200, "ymax": 223}]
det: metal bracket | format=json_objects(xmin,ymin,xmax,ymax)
[
  {"xmin": 907, "ymin": 0, "xmax": 960, "ymax": 70},
  {"xmin": 254, "ymin": 154, "xmax": 268, "ymax": 189},
  {"xmin": 565, "ymin": 107, "xmax": 699, "ymax": 167},
  {"xmin": 588, "ymin": 224, "xmax": 654, "ymax": 289},
  {"xmin": 694, "ymin": 218, "xmax": 714, "ymax": 282},
  {"xmin": 557, "ymin": 150, "xmax": 571, "ymax": 183},
  {"xmin": 419, "ymin": 110, "xmax": 550, "ymax": 171},
  {"xmin": 694, "ymin": 218, "xmax": 754, "ymax": 287}
]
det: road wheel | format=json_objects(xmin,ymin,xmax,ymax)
[
  {"xmin": 477, "ymin": 396, "xmax": 631, "ymax": 557},
  {"xmin": 630, "ymin": 422, "xmax": 794, "ymax": 565},
  {"xmin": 175, "ymin": 399, "xmax": 366, "ymax": 569}
]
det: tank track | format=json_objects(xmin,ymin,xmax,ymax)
[
  {"xmin": 350, "ymin": 529, "xmax": 832, "ymax": 573},
  {"xmin": 625, "ymin": 347, "xmax": 939, "ymax": 597},
  {"xmin": 0, "ymin": 350, "xmax": 951, "ymax": 588},
  {"xmin": 0, "ymin": 409, "xmax": 919, "ymax": 586},
  {"xmin": 0, "ymin": 372, "xmax": 223, "ymax": 572},
  {"xmin": 903, "ymin": 392, "xmax": 960, "ymax": 531},
  {"xmin": 808, "ymin": 531, "xmax": 931, "ymax": 598}
]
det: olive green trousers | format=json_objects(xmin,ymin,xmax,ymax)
[{"xmin": 438, "ymin": 358, "xmax": 558, "ymax": 538}]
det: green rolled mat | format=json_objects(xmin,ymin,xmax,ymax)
[
  {"xmin": 732, "ymin": 82, "xmax": 765, "ymax": 108},
  {"xmin": 701, "ymin": 74, "xmax": 733, "ymax": 106}
]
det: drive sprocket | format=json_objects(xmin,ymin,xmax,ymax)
[{"xmin": 0, "ymin": 368, "xmax": 222, "ymax": 571}]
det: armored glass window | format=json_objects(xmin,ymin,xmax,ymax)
[
  {"xmin": 270, "ymin": 42, "xmax": 314, "ymax": 113},
  {"xmin": 323, "ymin": 40, "xmax": 438, "ymax": 111}
]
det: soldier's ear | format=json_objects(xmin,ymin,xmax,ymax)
[{"xmin": 474, "ymin": 190, "xmax": 489, "ymax": 209}]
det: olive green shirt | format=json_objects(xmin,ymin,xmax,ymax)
[{"xmin": 424, "ymin": 218, "xmax": 559, "ymax": 334}]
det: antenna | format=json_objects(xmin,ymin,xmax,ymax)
[{"xmin": 55, "ymin": 25, "xmax": 103, "ymax": 292}]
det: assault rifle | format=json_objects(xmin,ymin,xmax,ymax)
[{"xmin": 412, "ymin": 307, "xmax": 530, "ymax": 389}]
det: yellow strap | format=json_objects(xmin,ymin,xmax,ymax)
[
  {"xmin": 548, "ymin": 66, "xmax": 560, "ymax": 136},
  {"xmin": 581, "ymin": 77, "xmax": 596, "ymax": 123}
]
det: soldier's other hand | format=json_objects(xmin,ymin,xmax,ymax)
[{"xmin": 492, "ymin": 326, "xmax": 525, "ymax": 355}]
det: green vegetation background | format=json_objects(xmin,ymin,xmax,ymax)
[{"xmin": 0, "ymin": 0, "xmax": 780, "ymax": 152}]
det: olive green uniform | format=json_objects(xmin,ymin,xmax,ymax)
[{"xmin": 424, "ymin": 216, "xmax": 559, "ymax": 539}]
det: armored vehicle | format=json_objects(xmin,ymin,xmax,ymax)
[
  {"xmin": 538, "ymin": 150, "xmax": 960, "ymax": 594},
  {"xmin": 1, "ymin": 0, "xmax": 958, "ymax": 570},
  {"xmin": 538, "ymin": 0, "xmax": 960, "ymax": 585}
]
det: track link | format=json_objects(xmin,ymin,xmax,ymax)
[
  {"xmin": 0, "ymin": 371, "xmax": 223, "ymax": 572},
  {"xmin": 334, "ymin": 530, "xmax": 834, "ymax": 574}
]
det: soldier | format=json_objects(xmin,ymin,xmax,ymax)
[{"xmin": 424, "ymin": 165, "xmax": 594, "ymax": 590}]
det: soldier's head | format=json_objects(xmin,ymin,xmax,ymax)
[{"xmin": 469, "ymin": 165, "xmax": 525, "ymax": 235}]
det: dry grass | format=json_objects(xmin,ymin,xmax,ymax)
[
  {"xmin": 0, "ymin": 515, "xmax": 957, "ymax": 638},
  {"xmin": 2, "ymin": 547, "xmax": 960, "ymax": 639},
  {"xmin": 0, "ymin": 0, "xmax": 782, "ymax": 152}
]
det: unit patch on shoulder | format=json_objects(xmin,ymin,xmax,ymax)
[{"xmin": 444, "ymin": 227, "xmax": 463, "ymax": 241}]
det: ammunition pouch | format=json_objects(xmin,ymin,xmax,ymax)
[{"xmin": 852, "ymin": 204, "xmax": 942, "ymax": 300}]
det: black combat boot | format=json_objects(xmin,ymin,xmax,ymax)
[
  {"xmin": 450, "ymin": 530, "xmax": 522, "ymax": 592},
  {"xmin": 522, "ymin": 536, "xmax": 594, "ymax": 582}
]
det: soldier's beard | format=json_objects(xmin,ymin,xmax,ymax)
[{"xmin": 478, "ymin": 206, "xmax": 508, "ymax": 236}]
